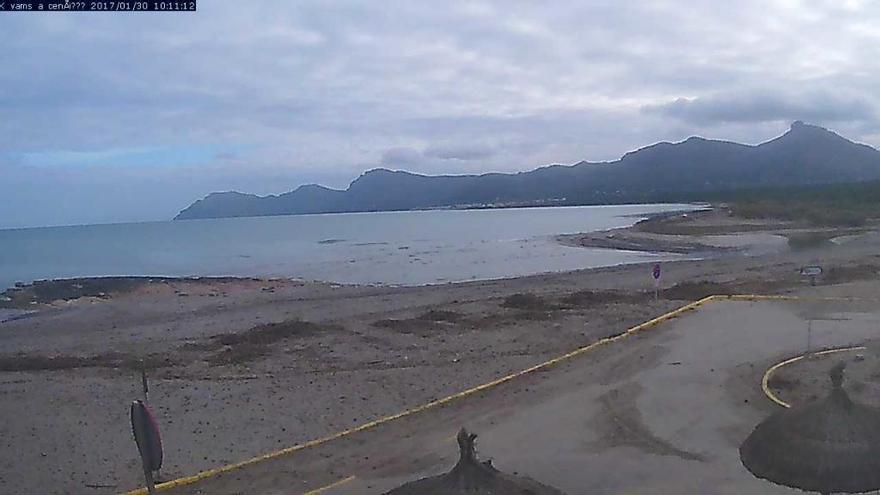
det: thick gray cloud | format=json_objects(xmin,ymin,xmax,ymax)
[
  {"xmin": 380, "ymin": 147, "xmax": 423, "ymax": 168},
  {"xmin": 3, "ymin": 0, "xmax": 880, "ymax": 227},
  {"xmin": 424, "ymin": 143, "xmax": 495, "ymax": 161},
  {"xmin": 644, "ymin": 90, "xmax": 876, "ymax": 124}
]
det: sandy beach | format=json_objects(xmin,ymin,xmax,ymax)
[{"xmin": 3, "ymin": 209, "xmax": 880, "ymax": 494}]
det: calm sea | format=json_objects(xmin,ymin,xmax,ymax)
[{"xmin": 0, "ymin": 204, "xmax": 698, "ymax": 289}]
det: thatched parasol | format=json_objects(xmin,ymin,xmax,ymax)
[
  {"xmin": 740, "ymin": 362, "xmax": 880, "ymax": 494},
  {"xmin": 384, "ymin": 428, "xmax": 566, "ymax": 495}
]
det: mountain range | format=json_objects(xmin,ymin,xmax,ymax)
[{"xmin": 175, "ymin": 121, "xmax": 880, "ymax": 220}]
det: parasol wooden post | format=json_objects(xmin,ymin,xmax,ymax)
[
  {"xmin": 141, "ymin": 359, "xmax": 149, "ymax": 402},
  {"xmin": 138, "ymin": 360, "xmax": 159, "ymax": 487},
  {"xmin": 142, "ymin": 460, "xmax": 156, "ymax": 495}
]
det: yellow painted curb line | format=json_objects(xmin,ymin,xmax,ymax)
[
  {"xmin": 302, "ymin": 475, "xmax": 356, "ymax": 495},
  {"xmin": 721, "ymin": 294, "xmax": 867, "ymax": 302},
  {"xmin": 123, "ymin": 293, "xmax": 794, "ymax": 495},
  {"xmin": 761, "ymin": 345, "xmax": 867, "ymax": 408}
]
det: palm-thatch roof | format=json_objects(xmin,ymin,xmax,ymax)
[
  {"xmin": 383, "ymin": 428, "xmax": 566, "ymax": 495},
  {"xmin": 740, "ymin": 362, "xmax": 880, "ymax": 494}
]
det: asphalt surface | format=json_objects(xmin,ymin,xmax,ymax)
[{"xmin": 166, "ymin": 298, "xmax": 880, "ymax": 495}]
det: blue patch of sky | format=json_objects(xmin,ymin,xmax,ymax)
[{"xmin": 12, "ymin": 144, "xmax": 253, "ymax": 168}]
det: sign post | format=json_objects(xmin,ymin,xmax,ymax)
[
  {"xmin": 652, "ymin": 263, "xmax": 662, "ymax": 300},
  {"xmin": 800, "ymin": 265, "xmax": 823, "ymax": 286},
  {"xmin": 806, "ymin": 319, "xmax": 813, "ymax": 356}
]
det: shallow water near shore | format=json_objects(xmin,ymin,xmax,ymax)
[{"xmin": 0, "ymin": 204, "xmax": 697, "ymax": 289}]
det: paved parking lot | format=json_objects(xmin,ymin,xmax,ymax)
[{"xmin": 163, "ymin": 298, "xmax": 880, "ymax": 495}]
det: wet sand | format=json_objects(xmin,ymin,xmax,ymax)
[
  {"xmin": 3, "ymin": 211, "xmax": 880, "ymax": 494},
  {"xmin": 557, "ymin": 208, "xmax": 865, "ymax": 256},
  {"xmin": 766, "ymin": 336, "xmax": 880, "ymax": 408}
]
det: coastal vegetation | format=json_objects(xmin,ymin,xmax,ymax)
[{"xmin": 716, "ymin": 181, "xmax": 880, "ymax": 227}]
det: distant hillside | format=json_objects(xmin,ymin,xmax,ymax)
[{"xmin": 175, "ymin": 122, "xmax": 880, "ymax": 220}]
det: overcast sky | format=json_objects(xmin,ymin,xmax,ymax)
[{"xmin": 3, "ymin": 0, "xmax": 880, "ymax": 228}]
